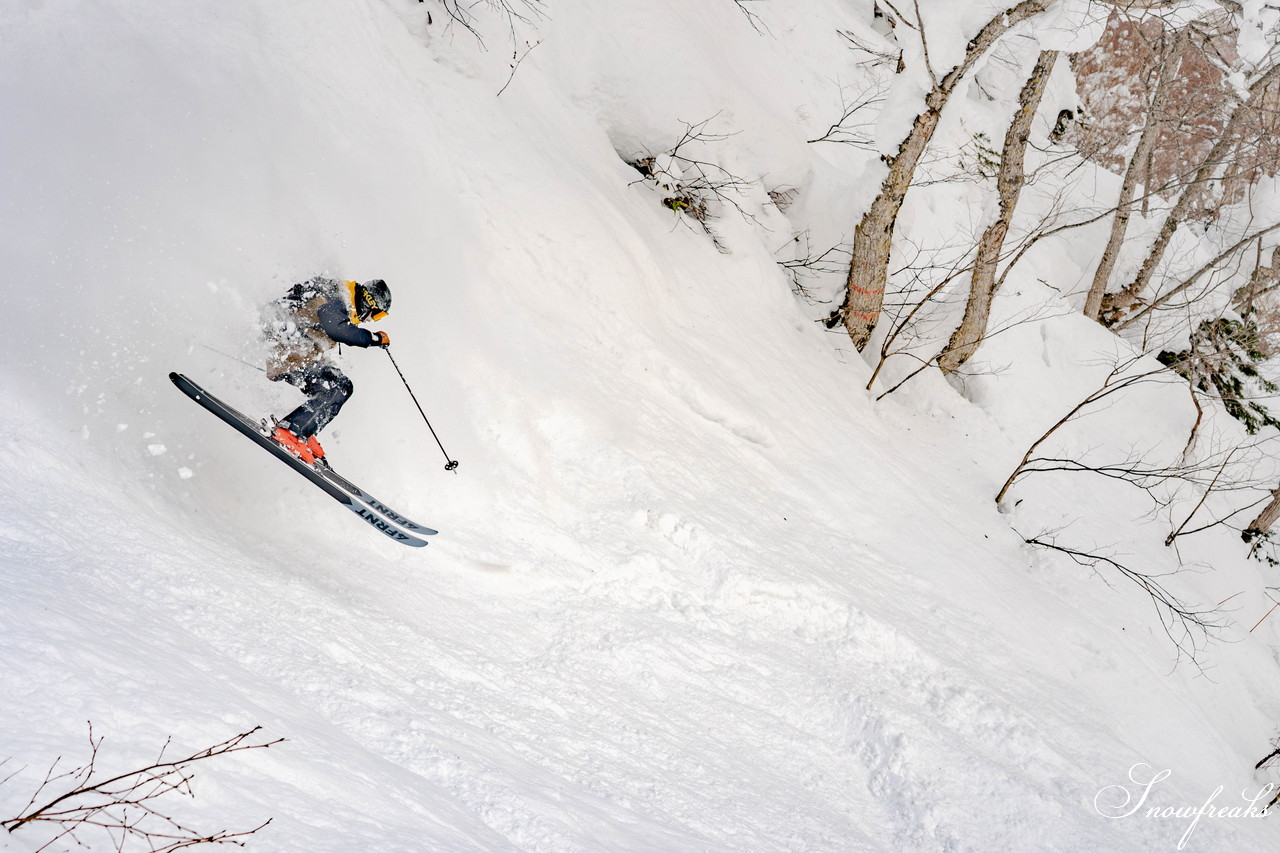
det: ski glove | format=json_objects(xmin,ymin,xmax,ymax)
[{"xmin": 371, "ymin": 331, "xmax": 391, "ymax": 347}]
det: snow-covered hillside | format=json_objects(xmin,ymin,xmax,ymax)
[{"xmin": 5, "ymin": 0, "xmax": 1280, "ymax": 850}]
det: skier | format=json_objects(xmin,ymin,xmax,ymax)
[{"xmin": 261, "ymin": 276, "xmax": 392, "ymax": 465}]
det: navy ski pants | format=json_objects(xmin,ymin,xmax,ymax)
[{"xmin": 275, "ymin": 364, "xmax": 353, "ymax": 438}]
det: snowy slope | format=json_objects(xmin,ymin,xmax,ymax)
[{"xmin": 5, "ymin": 0, "xmax": 1280, "ymax": 851}]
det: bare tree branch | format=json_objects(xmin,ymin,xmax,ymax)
[{"xmin": 3, "ymin": 725, "xmax": 283, "ymax": 852}]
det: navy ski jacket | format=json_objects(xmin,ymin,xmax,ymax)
[{"xmin": 316, "ymin": 296, "xmax": 376, "ymax": 347}]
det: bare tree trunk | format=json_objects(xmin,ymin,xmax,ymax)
[
  {"xmin": 1101, "ymin": 61, "xmax": 1280, "ymax": 326},
  {"xmin": 1244, "ymin": 486, "xmax": 1280, "ymax": 542},
  {"xmin": 938, "ymin": 49, "xmax": 1058, "ymax": 374},
  {"xmin": 1112, "ymin": 221, "xmax": 1280, "ymax": 331},
  {"xmin": 1230, "ymin": 240, "xmax": 1280, "ymax": 314},
  {"xmin": 1241, "ymin": 248, "xmax": 1280, "ymax": 542},
  {"xmin": 837, "ymin": 0, "xmax": 1050, "ymax": 352},
  {"xmin": 1082, "ymin": 29, "xmax": 1188, "ymax": 321}
]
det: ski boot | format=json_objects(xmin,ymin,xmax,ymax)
[
  {"xmin": 269, "ymin": 420, "xmax": 325, "ymax": 467},
  {"xmin": 305, "ymin": 434, "xmax": 329, "ymax": 468}
]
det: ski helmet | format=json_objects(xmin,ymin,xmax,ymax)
[{"xmin": 355, "ymin": 279, "xmax": 392, "ymax": 322}]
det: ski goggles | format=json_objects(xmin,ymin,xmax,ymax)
[{"xmin": 358, "ymin": 288, "xmax": 388, "ymax": 322}]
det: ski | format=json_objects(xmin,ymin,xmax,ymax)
[
  {"xmin": 169, "ymin": 372, "xmax": 434, "ymax": 547},
  {"xmin": 316, "ymin": 467, "xmax": 436, "ymax": 535}
]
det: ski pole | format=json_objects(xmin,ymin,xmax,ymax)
[
  {"xmin": 200, "ymin": 343, "xmax": 265, "ymax": 372},
  {"xmin": 384, "ymin": 348, "xmax": 459, "ymax": 471}
]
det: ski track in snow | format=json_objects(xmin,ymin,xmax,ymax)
[{"xmin": 0, "ymin": 386, "xmax": 1257, "ymax": 851}]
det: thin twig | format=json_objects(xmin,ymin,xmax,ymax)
[{"xmin": 496, "ymin": 38, "xmax": 543, "ymax": 97}]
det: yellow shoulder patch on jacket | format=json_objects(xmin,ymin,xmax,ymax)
[{"xmin": 345, "ymin": 280, "xmax": 360, "ymax": 325}]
